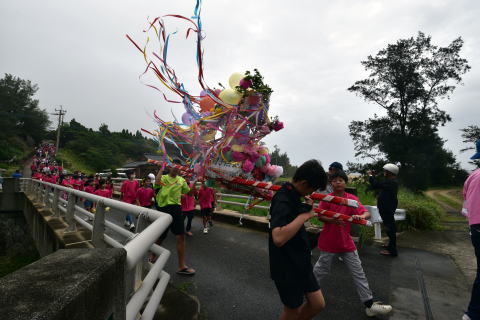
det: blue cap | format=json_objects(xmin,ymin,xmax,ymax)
[{"xmin": 471, "ymin": 139, "xmax": 480, "ymax": 160}]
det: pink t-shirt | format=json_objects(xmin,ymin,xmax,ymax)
[
  {"xmin": 32, "ymin": 173, "xmax": 42, "ymax": 180},
  {"xmin": 120, "ymin": 180, "xmax": 139, "ymax": 204},
  {"xmin": 181, "ymin": 194, "xmax": 196, "ymax": 212},
  {"xmin": 198, "ymin": 187, "xmax": 215, "ymax": 209},
  {"xmin": 464, "ymin": 169, "xmax": 480, "ymax": 225},
  {"xmin": 317, "ymin": 192, "xmax": 367, "ymax": 253},
  {"xmin": 95, "ymin": 189, "xmax": 111, "ymax": 198},
  {"xmin": 84, "ymin": 185, "xmax": 95, "ymax": 194},
  {"xmin": 137, "ymin": 187, "xmax": 155, "ymax": 207},
  {"xmin": 72, "ymin": 179, "xmax": 84, "ymax": 191}
]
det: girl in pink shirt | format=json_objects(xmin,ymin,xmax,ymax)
[
  {"xmin": 83, "ymin": 180, "xmax": 95, "ymax": 212},
  {"xmin": 181, "ymin": 181, "xmax": 197, "ymax": 236},
  {"xmin": 136, "ymin": 178, "xmax": 155, "ymax": 208},
  {"xmin": 198, "ymin": 182, "xmax": 216, "ymax": 234}
]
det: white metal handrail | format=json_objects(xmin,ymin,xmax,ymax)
[{"xmin": 20, "ymin": 178, "xmax": 172, "ymax": 320}]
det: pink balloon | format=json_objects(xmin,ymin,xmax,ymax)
[
  {"xmin": 232, "ymin": 151, "xmax": 247, "ymax": 162},
  {"xmin": 181, "ymin": 112, "xmax": 194, "ymax": 125},
  {"xmin": 242, "ymin": 159, "xmax": 255, "ymax": 173}
]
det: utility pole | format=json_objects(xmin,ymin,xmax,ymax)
[{"xmin": 52, "ymin": 106, "xmax": 66, "ymax": 155}]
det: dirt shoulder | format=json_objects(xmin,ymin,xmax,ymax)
[{"xmin": 398, "ymin": 189, "xmax": 474, "ymax": 282}]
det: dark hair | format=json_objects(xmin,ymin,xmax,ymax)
[
  {"xmin": 330, "ymin": 170, "xmax": 349, "ymax": 183},
  {"xmin": 329, "ymin": 162, "xmax": 343, "ymax": 171},
  {"xmin": 293, "ymin": 159, "xmax": 327, "ymax": 190},
  {"xmin": 127, "ymin": 171, "xmax": 135, "ymax": 177}
]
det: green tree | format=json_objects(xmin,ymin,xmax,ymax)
[
  {"xmin": 348, "ymin": 32, "xmax": 470, "ymax": 190},
  {"xmin": 270, "ymin": 145, "xmax": 297, "ymax": 177},
  {"xmin": 0, "ymin": 74, "xmax": 50, "ymax": 160},
  {"xmin": 461, "ymin": 125, "xmax": 480, "ymax": 168}
]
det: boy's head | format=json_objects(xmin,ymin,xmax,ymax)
[
  {"xmin": 328, "ymin": 162, "xmax": 343, "ymax": 175},
  {"xmin": 170, "ymin": 159, "xmax": 182, "ymax": 177},
  {"xmin": 292, "ymin": 160, "xmax": 327, "ymax": 196},
  {"xmin": 98, "ymin": 179, "xmax": 106, "ymax": 188},
  {"xmin": 142, "ymin": 177, "xmax": 151, "ymax": 187},
  {"xmin": 127, "ymin": 171, "xmax": 136, "ymax": 180},
  {"xmin": 330, "ymin": 170, "xmax": 348, "ymax": 193}
]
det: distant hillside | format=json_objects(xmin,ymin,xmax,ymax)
[{"xmin": 48, "ymin": 119, "xmax": 159, "ymax": 172}]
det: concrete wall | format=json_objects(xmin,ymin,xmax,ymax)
[{"xmin": 0, "ymin": 248, "xmax": 126, "ymax": 320}]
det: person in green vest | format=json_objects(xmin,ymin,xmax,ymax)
[{"xmin": 153, "ymin": 160, "xmax": 196, "ymax": 275}]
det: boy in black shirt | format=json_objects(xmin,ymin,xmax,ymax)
[{"xmin": 269, "ymin": 159, "xmax": 327, "ymax": 320}]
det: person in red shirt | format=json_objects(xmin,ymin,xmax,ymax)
[
  {"xmin": 136, "ymin": 178, "xmax": 155, "ymax": 208},
  {"xmin": 120, "ymin": 172, "xmax": 140, "ymax": 231},
  {"xmin": 94, "ymin": 180, "xmax": 112, "ymax": 198},
  {"xmin": 83, "ymin": 180, "xmax": 95, "ymax": 212},
  {"xmin": 197, "ymin": 181, "xmax": 216, "ymax": 234},
  {"xmin": 313, "ymin": 171, "xmax": 392, "ymax": 317},
  {"xmin": 181, "ymin": 180, "xmax": 197, "ymax": 236},
  {"xmin": 71, "ymin": 174, "xmax": 84, "ymax": 191},
  {"xmin": 32, "ymin": 171, "xmax": 43, "ymax": 180}
]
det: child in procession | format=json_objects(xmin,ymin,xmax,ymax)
[
  {"xmin": 198, "ymin": 180, "xmax": 216, "ymax": 234},
  {"xmin": 121, "ymin": 172, "xmax": 139, "ymax": 231},
  {"xmin": 181, "ymin": 180, "xmax": 197, "ymax": 236},
  {"xmin": 136, "ymin": 177, "xmax": 155, "ymax": 208},
  {"xmin": 313, "ymin": 170, "xmax": 392, "ymax": 317},
  {"xmin": 269, "ymin": 159, "xmax": 328, "ymax": 320}
]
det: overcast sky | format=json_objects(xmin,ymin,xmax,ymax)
[{"xmin": 1, "ymin": 0, "xmax": 479, "ymax": 171}]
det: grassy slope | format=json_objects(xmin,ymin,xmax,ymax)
[{"xmin": 57, "ymin": 149, "xmax": 95, "ymax": 174}]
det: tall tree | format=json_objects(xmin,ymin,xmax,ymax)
[
  {"xmin": 0, "ymin": 74, "xmax": 50, "ymax": 160},
  {"xmin": 461, "ymin": 125, "xmax": 480, "ymax": 168},
  {"xmin": 348, "ymin": 32, "xmax": 470, "ymax": 189}
]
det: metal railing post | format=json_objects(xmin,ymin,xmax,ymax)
[
  {"xmin": 36, "ymin": 183, "xmax": 42, "ymax": 202},
  {"xmin": 52, "ymin": 188, "xmax": 60, "ymax": 217},
  {"xmin": 64, "ymin": 193, "xmax": 77, "ymax": 233},
  {"xmin": 91, "ymin": 200, "xmax": 106, "ymax": 248}
]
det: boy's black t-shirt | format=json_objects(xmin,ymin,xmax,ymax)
[{"xmin": 268, "ymin": 182, "xmax": 313, "ymax": 284}]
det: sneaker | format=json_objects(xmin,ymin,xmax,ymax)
[
  {"xmin": 129, "ymin": 224, "xmax": 136, "ymax": 232},
  {"xmin": 186, "ymin": 231, "xmax": 193, "ymax": 236},
  {"xmin": 463, "ymin": 314, "xmax": 471, "ymax": 320},
  {"xmin": 365, "ymin": 302, "xmax": 392, "ymax": 317},
  {"xmin": 208, "ymin": 220, "xmax": 213, "ymax": 227},
  {"xmin": 203, "ymin": 228, "xmax": 208, "ymax": 234},
  {"xmin": 124, "ymin": 220, "xmax": 131, "ymax": 228}
]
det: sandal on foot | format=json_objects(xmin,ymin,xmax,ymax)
[{"xmin": 176, "ymin": 267, "xmax": 196, "ymax": 275}]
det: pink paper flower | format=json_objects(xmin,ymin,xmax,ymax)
[
  {"xmin": 272, "ymin": 121, "xmax": 284, "ymax": 131},
  {"xmin": 242, "ymin": 159, "xmax": 255, "ymax": 173},
  {"xmin": 239, "ymin": 78, "xmax": 253, "ymax": 89}
]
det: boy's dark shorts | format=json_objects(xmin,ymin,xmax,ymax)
[
  {"xmin": 156, "ymin": 204, "xmax": 184, "ymax": 239},
  {"xmin": 200, "ymin": 207, "xmax": 213, "ymax": 217},
  {"xmin": 273, "ymin": 271, "xmax": 320, "ymax": 309}
]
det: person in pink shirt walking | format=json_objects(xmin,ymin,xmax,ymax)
[
  {"xmin": 181, "ymin": 180, "xmax": 197, "ymax": 236},
  {"xmin": 313, "ymin": 171, "xmax": 392, "ymax": 317},
  {"xmin": 136, "ymin": 178, "xmax": 155, "ymax": 208},
  {"xmin": 121, "ymin": 172, "xmax": 140, "ymax": 231},
  {"xmin": 463, "ymin": 140, "xmax": 480, "ymax": 320},
  {"xmin": 198, "ymin": 181, "xmax": 216, "ymax": 234}
]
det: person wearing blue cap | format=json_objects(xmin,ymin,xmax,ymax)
[
  {"xmin": 463, "ymin": 139, "xmax": 480, "ymax": 320},
  {"xmin": 322, "ymin": 162, "xmax": 344, "ymax": 193}
]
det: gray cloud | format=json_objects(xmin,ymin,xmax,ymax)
[{"xmin": 1, "ymin": 0, "xmax": 478, "ymax": 171}]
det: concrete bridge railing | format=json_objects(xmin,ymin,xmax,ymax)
[{"xmin": 19, "ymin": 178, "xmax": 173, "ymax": 320}]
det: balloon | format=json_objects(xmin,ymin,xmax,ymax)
[
  {"xmin": 231, "ymin": 144, "xmax": 244, "ymax": 152},
  {"xmin": 229, "ymin": 72, "xmax": 245, "ymax": 89},
  {"xmin": 255, "ymin": 155, "xmax": 266, "ymax": 168},
  {"xmin": 200, "ymin": 90, "xmax": 207, "ymax": 97},
  {"xmin": 205, "ymin": 179, "xmax": 215, "ymax": 188},
  {"xmin": 200, "ymin": 96, "xmax": 216, "ymax": 112},
  {"xmin": 219, "ymin": 88, "xmax": 242, "ymax": 105},
  {"xmin": 181, "ymin": 112, "xmax": 194, "ymax": 125},
  {"xmin": 224, "ymin": 150, "xmax": 233, "ymax": 161},
  {"xmin": 239, "ymin": 78, "xmax": 252, "ymax": 89},
  {"xmin": 259, "ymin": 147, "xmax": 269, "ymax": 155}
]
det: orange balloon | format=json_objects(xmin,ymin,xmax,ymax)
[{"xmin": 199, "ymin": 96, "xmax": 216, "ymax": 112}]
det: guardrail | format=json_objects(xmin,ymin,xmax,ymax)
[
  {"xmin": 19, "ymin": 178, "xmax": 172, "ymax": 320},
  {"xmin": 365, "ymin": 205, "xmax": 406, "ymax": 240}
]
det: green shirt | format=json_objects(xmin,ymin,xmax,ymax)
[{"xmin": 154, "ymin": 174, "xmax": 190, "ymax": 207}]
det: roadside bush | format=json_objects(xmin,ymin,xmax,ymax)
[{"xmin": 397, "ymin": 189, "xmax": 442, "ymax": 230}]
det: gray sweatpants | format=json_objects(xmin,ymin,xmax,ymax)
[{"xmin": 313, "ymin": 250, "xmax": 373, "ymax": 303}]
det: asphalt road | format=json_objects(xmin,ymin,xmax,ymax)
[{"xmin": 95, "ymin": 208, "xmax": 470, "ymax": 320}]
